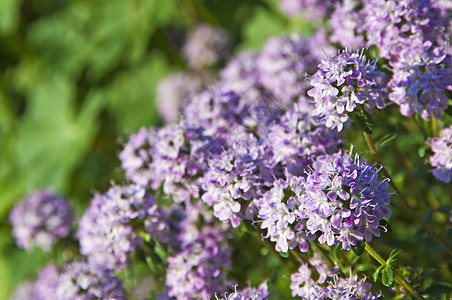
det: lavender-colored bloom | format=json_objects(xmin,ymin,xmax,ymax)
[
  {"xmin": 201, "ymin": 132, "xmax": 273, "ymax": 228},
  {"xmin": 429, "ymin": 126, "xmax": 452, "ymax": 183},
  {"xmin": 9, "ymin": 281, "xmax": 35, "ymax": 300},
  {"xmin": 165, "ymin": 206, "xmax": 231, "ymax": 300},
  {"xmin": 219, "ymin": 51, "xmax": 263, "ymax": 103},
  {"xmin": 363, "ymin": 0, "xmax": 450, "ymax": 60},
  {"xmin": 328, "ymin": 0, "xmax": 365, "ymax": 50},
  {"xmin": 258, "ymin": 32, "xmax": 333, "ymax": 106},
  {"xmin": 78, "ymin": 184, "xmax": 157, "ymax": 270},
  {"xmin": 55, "ymin": 261, "xmax": 126, "ymax": 300},
  {"xmin": 290, "ymin": 253, "xmax": 380, "ymax": 299},
  {"xmin": 216, "ymin": 282, "xmax": 270, "ymax": 300},
  {"xmin": 183, "ymin": 23, "xmax": 229, "ymax": 70},
  {"xmin": 156, "ymin": 72, "xmax": 204, "ymax": 123},
  {"xmin": 279, "ymin": 0, "xmax": 336, "ymax": 21},
  {"xmin": 33, "ymin": 263, "xmax": 60, "ymax": 300},
  {"xmin": 388, "ymin": 49, "xmax": 451, "ymax": 120},
  {"xmin": 259, "ymin": 151, "xmax": 391, "ymax": 251},
  {"xmin": 10, "ymin": 190, "xmax": 73, "ymax": 251},
  {"xmin": 307, "ymin": 49, "xmax": 387, "ymax": 131},
  {"xmin": 266, "ymin": 100, "xmax": 341, "ymax": 173}
]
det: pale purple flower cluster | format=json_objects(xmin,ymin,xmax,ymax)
[
  {"xmin": 429, "ymin": 126, "xmax": 452, "ymax": 183},
  {"xmin": 156, "ymin": 72, "xmax": 204, "ymax": 123},
  {"xmin": 78, "ymin": 184, "xmax": 157, "ymax": 269},
  {"xmin": 216, "ymin": 282, "xmax": 270, "ymax": 300},
  {"xmin": 328, "ymin": 0, "xmax": 365, "ymax": 50},
  {"xmin": 10, "ymin": 190, "xmax": 73, "ymax": 251},
  {"xmin": 55, "ymin": 261, "xmax": 126, "ymax": 300},
  {"xmin": 33, "ymin": 263, "xmax": 60, "ymax": 300},
  {"xmin": 183, "ymin": 23, "xmax": 229, "ymax": 70},
  {"xmin": 279, "ymin": 0, "xmax": 336, "ymax": 21},
  {"xmin": 9, "ymin": 282, "xmax": 35, "ymax": 300},
  {"xmin": 220, "ymin": 51, "xmax": 262, "ymax": 103},
  {"xmin": 165, "ymin": 205, "xmax": 232, "ymax": 300},
  {"xmin": 258, "ymin": 151, "xmax": 391, "ymax": 252},
  {"xmin": 290, "ymin": 253, "xmax": 380, "ymax": 299},
  {"xmin": 307, "ymin": 49, "xmax": 387, "ymax": 131},
  {"xmin": 324, "ymin": 0, "xmax": 452, "ymax": 119},
  {"xmin": 257, "ymin": 32, "xmax": 332, "ymax": 106}
]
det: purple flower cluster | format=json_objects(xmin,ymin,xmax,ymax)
[
  {"xmin": 308, "ymin": 49, "xmax": 387, "ymax": 131},
  {"xmin": 429, "ymin": 126, "xmax": 452, "ymax": 183},
  {"xmin": 78, "ymin": 184, "xmax": 158, "ymax": 269},
  {"xmin": 55, "ymin": 261, "xmax": 126, "ymax": 300},
  {"xmin": 323, "ymin": 0, "xmax": 452, "ymax": 120},
  {"xmin": 183, "ymin": 23, "xmax": 229, "ymax": 70},
  {"xmin": 258, "ymin": 32, "xmax": 333, "ymax": 106},
  {"xmin": 258, "ymin": 151, "xmax": 391, "ymax": 252},
  {"xmin": 33, "ymin": 263, "xmax": 60, "ymax": 300},
  {"xmin": 279, "ymin": 0, "xmax": 337, "ymax": 22},
  {"xmin": 164, "ymin": 205, "xmax": 232, "ymax": 300},
  {"xmin": 156, "ymin": 72, "xmax": 204, "ymax": 123},
  {"xmin": 10, "ymin": 190, "xmax": 73, "ymax": 251},
  {"xmin": 290, "ymin": 253, "xmax": 380, "ymax": 299},
  {"xmin": 216, "ymin": 282, "xmax": 270, "ymax": 300}
]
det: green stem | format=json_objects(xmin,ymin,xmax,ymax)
[
  {"xmin": 364, "ymin": 243, "xmax": 425, "ymax": 300},
  {"xmin": 364, "ymin": 133, "xmax": 452, "ymax": 258}
]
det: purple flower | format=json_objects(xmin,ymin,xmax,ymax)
[
  {"xmin": 33, "ymin": 263, "xmax": 60, "ymax": 300},
  {"xmin": 258, "ymin": 151, "xmax": 392, "ymax": 251},
  {"xmin": 55, "ymin": 261, "xmax": 126, "ymax": 300},
  {"xmin": 388, "ymin": 49, "xmax": 451, "ymax": 120},
  {"xmin": 290, "ymin": 253, "xmax": 380, "ymax": 299},
  {"xmin": 429, "ymin": 126, "xmax": 452, "ymax": 183},
  {"xmin": 10, "ymin": 190, "xmax": 73, "ymax": 251},
  {"xmin": 279, "ymin": 0, "xmax": 337, "ymax": 22},
  {"xmin": 165, "ymin": 205, "xmax": 232, "ymax": 300},
  {"xmin": 156, "ymin": 72, "xmax": 204, "ymax": 123},
  {"xmin": 328, "ymin": 0, "xmax": 365, "ymax": 50},
  {"xmin": 78, "ymin": 184, "xmax": 157, "ymax": 269},
  {"xmin": 307, "ymin": 49, "xmax": 387, "ymax": 131},
  {"xmin": 219, "ymin": 51, "xmax": 263, "ymax": 103},
  {"xmin": 216, "ymin": 282, "xmax": 270, "ymax": 300},
  {"xmin": 9, "ymin": 282, "xmax": 35, "ymax": 300},
  {"xmin": 183, "ymin": 23, "xmax": 229, "ymax": 70},
  {"xmin": 258, "ymin": 32, "xmax": 333, "ymax": 106}
]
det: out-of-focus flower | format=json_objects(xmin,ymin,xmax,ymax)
[
  {"xmin": 156, "ymin": 72, "xmax": 204, "ymax": 123},
  {"xmin": 78, "ymin": 184, "xmax": 157, "ymax": 269},
  {"xmin": 290, "ymin": 253, "xmax": 380, "ymax": 299},
  {"xmin": 55, "ymin": 261, "xmax": 126, "ymax": 300},
  {"xmin": 183, "ymin": 24, "xmax": 229, "ymax": 70},
  {"xmin": 33, "ymin": 263, "xmax": 60, "ymax": 300},
  {"xmin": 216, "ymin": 282, "xmax": 270, "ymax": 300},
  {"xmin": 10, "ymin": 190, "xmax": 73, "ymax": 251},
  {"xmin": 429, "ymin": 126, "xmax": 452, "ymax": 183}
]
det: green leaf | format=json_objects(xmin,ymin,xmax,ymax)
[
  {"xmin": 387, "ymin": 249, "xmax": 401, "ymax": 265},
  {"xmin": 381, "ymin": 267, "xmax": 394, "ymax": 287},
  {"xmin": 239, "ymin": 6, "xmax": 286, "ymax": 51},
  {"xmin": 375, "ymin": 133, "xmax": 398, "ymax": 150},
  {"xmin": 349, "ymin": 109, "xmax": 374, "ymax": 134},
  {"xmin": 373, "ymin": 265, "xmax": 385, "ymax": 282},
  {"xmin": 0, "ymin": 0, "xmax": 20, "ymax": 36},
  {"xmin": 330, "ymin": 243, "xmax": 342, "ymax": 263}
]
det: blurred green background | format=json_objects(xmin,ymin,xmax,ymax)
[{"xmin": 0, "ymin": 0, "xmax": 293, "ymax": 298}]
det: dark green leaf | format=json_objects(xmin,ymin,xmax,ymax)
[
  {"xmin": 373, "ymin": 265, "xmax": 384, "ymax": 282},
  {"xmin": 381, "ymin": 267, "xmax": 394, "ymax": 287},
  {"xmin": 375, "ymin": 133, "xmax": 399, "ymax": 150},
  {"xmin": 349, "ymin": 109, "xmax": 374, "ymax": 134}
]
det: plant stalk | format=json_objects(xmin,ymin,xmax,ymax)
[
  {"xmin": 364, "ymin": 132, "xmax": 452, "ymax": 257},
  {"xmin": 364, "ymin": 243, "xmax": 425, "ymax": 300}
]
